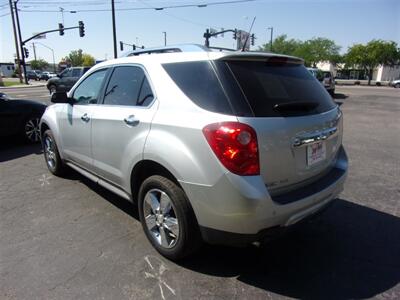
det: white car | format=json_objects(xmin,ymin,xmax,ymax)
[{"xmin": 390, "ymin": 79, "xmax": 400, "ymax": 88}]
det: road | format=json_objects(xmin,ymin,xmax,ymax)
[
  {"xmin": 2, "ymin": 85, "xmax": 51, "ymax": 105},
  {"xmin": 1, "ymin": 86, "xmax": 399, "ymax": 299}
]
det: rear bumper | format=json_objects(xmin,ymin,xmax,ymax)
[{"xmin": 180, "ymin": 146, "xmax": 348, "ymax": 245}]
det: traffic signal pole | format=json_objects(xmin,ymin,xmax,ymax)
[
  {"xmin": 111, "ymin": 0, "xmax": 117, "ymax": 59},
  {"xmin": 9, "ymin": 0, "xmax": 22, "ymax": 83},
  {"xmin": 14, "ymin": 1, "xmax": 28, "ymax": 84}
]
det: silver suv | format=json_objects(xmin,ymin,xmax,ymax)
[{"xmin": 41, "ymin": 47, "xmax": 348, "ymax": 260}]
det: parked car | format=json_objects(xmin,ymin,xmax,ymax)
[
  {"xmin": 46, "ymin": 66, "xmax": 91, "ymax": 94},
  {"xmin": 26, "ymin": 70, "xmax": 42, "ymax": 81},
  {"xmin": 307, "ymin": 68, "xmax": 335, "ymax": 95},
  {"xmin": 390, "ymin": 79, "xmax": 400, "ymax": 88},
  {"xmin": 41, "ymin": 46, "xmax": 348, "ymax": 260},
  {"xmin": 40, "ymin": 71, "xmax": 57, "ymax": 81},
  {"xmin": 0, "ymin": 92, "xmax": 46, "ymax": 143}
]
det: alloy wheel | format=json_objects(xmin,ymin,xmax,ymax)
[
  {"xmin": 143, "ymin": 189, "xmax": 180, "ymax": 249},
  {"xmin": 44, "ymin": 135, "xmax": 56, "ymax": 169},
  {"xmin": 25, "ymin": 117, "xmax": 41, "ymax": 142}
]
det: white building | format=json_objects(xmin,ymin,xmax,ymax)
[
  {"xmin": 316, "ymin": 61, "xmax": 400, "ymax": 82},
  {"xmin": 0, "ymin": 63, "xmax": 16, "ymax": 77}
]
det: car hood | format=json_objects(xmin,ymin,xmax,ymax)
[{"xmin": 9, "ymin": 99, "xmax": 47, "ymax": 110}]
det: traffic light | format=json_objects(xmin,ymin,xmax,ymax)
[
  {"xmin": 23, "ymin": 47, "xmax": 29, "ymax": 58},
  {"xmin": 79, "ymin": 21, "xmax": 85, "ymax": 37},
  {"xmin": 58, "ymin": 23, "xmax": 64, "ymax": 36},
  {"xmin": 120, "ymin": 41, "xmax": 124, "ymax": 51},
  {"xmin": 233, "ymin": 29, "xmax": 237, "ymax": 40},
  {"xmin": 251, "ymin": 34, "xmax": 255, "ymax": 46}
]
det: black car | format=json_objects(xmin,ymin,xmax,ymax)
[
  {"xmin": 46, "ymin": 66, "xmax": 91, "ymax": 94},
  {"xmin": 0, "ymin": 92, "xmax": 46, "ymax": 143}
]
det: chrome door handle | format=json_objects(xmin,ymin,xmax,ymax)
[
  {"xmin": 81, "ymin": 113, "xmax": 90, "ymax": 122},
  {"xmin": 124, "ymin": 115, "xmax": 140, "ymax": 126}
]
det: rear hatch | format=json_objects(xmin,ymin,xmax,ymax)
[{"xmin": 215, "ymin": 56, "xmax": 342, "ymax": 194}]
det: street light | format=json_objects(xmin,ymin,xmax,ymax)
[
  {"xmin": 162, "ymin": 31, "xmax": 167, "ymax": 46},
  {"xmin": 267, "ymin": 27, "xmax": 273, "ymax": 51},
  {"xmin": 34, "ymin": 42, "xmax": 56, "ymax": 73}
]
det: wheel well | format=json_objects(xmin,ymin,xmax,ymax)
[{"xmin": 130, "ymin": 160, "xmax": 180, "ymax": 204}]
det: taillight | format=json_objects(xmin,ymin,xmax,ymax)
[{"xmin": 202, "ymin": 122, "xmax": 259, "ymax": 176}]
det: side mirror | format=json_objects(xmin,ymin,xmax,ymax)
[
  {"xmin": 57, "ymin": 73, "xmax": 62, "ymax": 78},
  {"xmin": 51, "ymin": 91, "xmax": 73, "ymax": 105}
]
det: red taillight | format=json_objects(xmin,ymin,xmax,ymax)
[{"xmin": 202, "ymin": 122, "xmax": 259, "ymax": 176}]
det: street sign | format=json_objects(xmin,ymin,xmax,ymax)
[
  {"xmin": 237, "ymin": 30, "xmax": 250, "ymax": 51},
  {"xmin": 33, "ymin": 33, "xmax": 46, "ymax": 39}
]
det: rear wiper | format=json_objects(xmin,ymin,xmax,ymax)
[{"xmin": 273, "ymin": 101, "xmax": 318, "ymax": 112}]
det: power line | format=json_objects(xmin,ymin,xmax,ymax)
[{"xmin": 18, "ymin": 0, "xmax": 256, "ymax": 13}]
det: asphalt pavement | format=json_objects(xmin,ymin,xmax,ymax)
[{"xmin": 0, "ymin": 86, "xmax": 399, "ymax": 299}]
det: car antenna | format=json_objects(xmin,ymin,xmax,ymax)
[{"xmin": 241, "ymin": 16, "xmax": 256, "ymax": 52}]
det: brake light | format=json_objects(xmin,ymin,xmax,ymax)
[{"xmin": 202, "ymin": 122, "xmax": 259, "ymax": 176}]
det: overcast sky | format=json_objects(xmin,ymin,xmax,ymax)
[{"xmin": 0, "ymin": 0, "xmax": 399, "ymax": 63}]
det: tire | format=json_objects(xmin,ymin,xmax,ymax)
[
  {"xmin": 395, "ymin": 83, "xmax": 400, "ymax": 88},
  {"xmin": 42, "ymin": 129, "xmax": 67, "ymax": 176},
  {"xmin": 138, "ymin": 175, "xmax": 202, "ymax": 260},
  {"xmin": 23, "ymin": 115, "xmax": 41, "ymax": 143},
  {"xmin": 49, "ymin": 85, "xmax": 57, "ymax": 95}
]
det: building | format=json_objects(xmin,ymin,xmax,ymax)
[
  {"xmin": 316, "ymin": 62, "xmax": 400, "ymax": 82},
  {"xmin": 0, "ymin": 63, "xmax": 16, "ymax": 77}
]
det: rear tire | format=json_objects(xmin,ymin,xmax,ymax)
[
  {"xmin": 42, "ymin": 129, "xmax": 67, "ymax": 176},
  {"xmin": 395, "ymin": 83, "xmax": 400, "ymax": 88},
  {"xmin": 138, "ymin": 175, "xmax": 202, "ymax": 260}
]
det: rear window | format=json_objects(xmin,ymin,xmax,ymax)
[
  {"xmin": 162, "ymin": 61, "xmax": 234, "ymax": 115},
  {"xmin": 226, "ymin": 60, "xmax": 336, "ymax": 117}
]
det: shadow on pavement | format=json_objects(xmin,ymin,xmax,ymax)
[
  {"xmin": 180, "ymin": 199, "xmax": 400, "ymax": 299},
  {"xmin": 0, "ymin": 137, "xmax": 42, "ymax": 162},
  {"xmin": 334, "ymin": 93, "xmax": 348, "ymax": 100}
]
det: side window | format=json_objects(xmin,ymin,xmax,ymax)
[
  {"xmin": 72, "ymin": 68, "xmax": 81, "ymax": 77},
  {"xmin": 72, "ymin": 69, "xmax": 108, "ymax": 105},
  {"xmin": 103, "ymin": 66, "xmax": 150, "ymax": 106},
  {"xmin": 61, "ymin": 69, "xmax": 72, "ymax": 78},
  {"xmin": 137, "ymin": 77, "xmax": 154, "ymax": 106}
]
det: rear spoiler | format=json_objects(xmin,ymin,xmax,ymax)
[{"xmin": 218, "ymin": 53, "xmax": 304, "ymax": 65}]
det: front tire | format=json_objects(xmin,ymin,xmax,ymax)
[
  {"xmin": 42, "ymin": 129, "xmax": 67, "ymax": 176},
  {"xmin": 138, "ymin": 175, "xmax": 202, "ymax": 260},
  {"xmin": 49, "ymin": 85, "xmax": 57, "ymax": 95}
]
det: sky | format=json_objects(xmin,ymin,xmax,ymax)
[{"xmin": 0, "ymin": 0, "xmax": 399, "ymax": 64}]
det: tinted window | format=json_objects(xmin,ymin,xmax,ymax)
[
  {"xmin": 72, "ymin": 69, "xmax": 107, "ymax": 104},
  {"xmin": 72, "ymin": 68, "xmax": 81, "ymax": 77},
  {"xmin": 60, "ymin": 68, "xmax": 72, "ymax": 77},
  {"xmin": 137, "ymin": 77, "xmax": 154, "ymax": 106},
  {"xmin": 226, "ymin": 60, "xmax": 336, "ymax": 117},
  {"xmin": 103, "ymin": 66, "xmax": 146, "ymax": 106},
  {"xmin": 163, "ymin": 61, "xmax": 233, "ymax": 115}
]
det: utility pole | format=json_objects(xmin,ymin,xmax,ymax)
[
  {"xmin": 267, "ymin": 27, "xmax": 273, "ymax": 51},
  {"xmin": 163, "ymin": 31, "xmax": 167, "ymax": 46},
  {"xmin": 32, "ymin": 42, "xmax": 37, "ymax": 60},
  {"xmin": 9, "ymin": 0, "xmax": 22, "ymax": 83},
  {"xmin": 14, "ymin": 0, "xmax": 28, "ymax": 84},
  {"xmin": 111, "ymin": 0, "xmax": 117, "ymax": 58}
]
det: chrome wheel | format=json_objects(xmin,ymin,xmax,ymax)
[
  {"xmin": 49, "ymin": 85, "xmax": 57, "ymax": 95},
  {"xmin": 44, "ymin": 135, "xmax": 56, "ymax": 169},
  {"xmin": 143, "ymin": 189, "xmax": 180, "ymax": 249},
  {"xmin": 24, "ymin": 117, "xmax": 41, "ymax": 142}
]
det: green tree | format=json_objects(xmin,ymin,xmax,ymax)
[
  {"xmin": 259, "ymin": 34, "xmax": 301, "ymax": 56},
  {"xmin": 295, "ymin": 38, "xmax": 341, "ymax": 67},
  {"xmin": 82, "ymin": 53, "xmax": 95, "ymax": 66},
  {"xmin": 66, "ymin": 49, "xmax": 83, "ymax": 66},
  {"xmin": 345, "ymin": 40, "xmax": 399, "ymax": 85},
  {"xmin": 30, "ymin": 59, "xmax": 49, "ymax": 70}
]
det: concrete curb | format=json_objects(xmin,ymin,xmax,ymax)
[{"xmin": 0, "ymin": 83, "xmax": 46, "ymax": 90}]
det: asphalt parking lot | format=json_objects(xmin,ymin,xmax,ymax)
[{"xmin": 1, "ymin": 85, "xmax": 399, "ymax": 299}]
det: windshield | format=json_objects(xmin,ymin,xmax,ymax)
[{"xmin": 223, "ymin": 60, "xmax": 336, "ymax": 117}]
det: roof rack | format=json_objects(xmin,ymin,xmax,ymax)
[{"xmin": 121, "ymin": 43, "xmax": 237, "ymax": 57}]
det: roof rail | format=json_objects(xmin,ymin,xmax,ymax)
[{"xmin": 121, "ymin": 44, "xmax": 210, "ymax": 57}]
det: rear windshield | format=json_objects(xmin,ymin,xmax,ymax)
[{"xmin": 226, "ymin": 60, "xmax": 336, "ymax": 117}]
